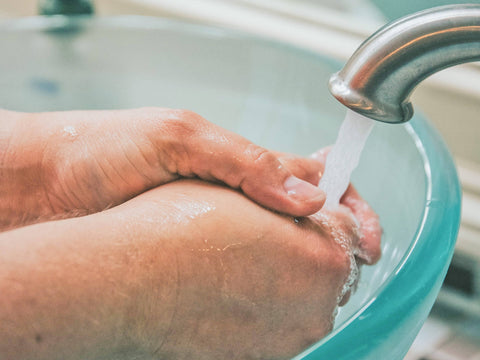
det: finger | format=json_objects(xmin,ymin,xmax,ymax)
[
  {"xmin": 341, "ymin": 186, "xmax": 382, "ymax": 265},
  {"xmin": 273, "ymin": 152, "xmax": 324, "ymax": 186},
  {"xmin": 210, "ymin": 145, "xmax": 326, "ymax": 217},
  {"xmin": 310, "ymin": 146, "xmax": 381, "ymax": 264},
  {"xmin": 171, "ymin": 112, "xmax": 326, "ymax": 217},
  {"xmin": 194, "ymin": 153, "xmax": 324, "ymax": 188}
]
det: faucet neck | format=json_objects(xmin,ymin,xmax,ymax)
[{"xmin": 329, "ymin": 4, "xmax": 480, "ymax": 123}]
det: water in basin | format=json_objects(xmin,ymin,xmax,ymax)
[{"xmin": 0, "ymin": 16, "xmax": 461, "ymax": 359}]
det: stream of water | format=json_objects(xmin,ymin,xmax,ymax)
[{"xmin": 318, "ymin": 109, "xmax": 375, "ymax": 209}]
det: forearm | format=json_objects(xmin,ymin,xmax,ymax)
[{"xmin": 0, "ymin": 209, "xmax": 178, "ymax": 360}]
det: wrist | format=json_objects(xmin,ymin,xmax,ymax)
[
  {"xmin": 105, "ymin": 186, "xmax": 216, "ymax": 358},
  {"xmin": 0, "ymin": 109, "xmax": 18, "ymax": 169},
  {"xmin": 0, "ymin": 110, "xmax": 53, "ymax": 231}
]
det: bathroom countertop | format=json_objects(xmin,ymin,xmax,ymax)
[{"xmin": 406, "ymin": 303, "xmax": 480, "ymax": 360}]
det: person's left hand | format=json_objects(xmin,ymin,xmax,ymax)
[{"xmin": 0, "ymin": 108, "xmax": 325, "ymax": 231}]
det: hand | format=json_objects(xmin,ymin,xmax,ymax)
[
  {"xmin": 0, "ymin": 108, "xmax": 325, "ymax": 231},
  {"xmin": 114, "ymin": 179, "xmax": 380, "ymax": 360},
  {"xmin": 0, "ymin": 165, "xmax": 380, "ymax": 360},
  {"xmin": 115, "ymin": 151, "xmax": 378, "ymax": 359}
]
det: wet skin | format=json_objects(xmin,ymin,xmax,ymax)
[
  {"xmin": 0, "ymin": 178, "xmax": 380, "ymax": 360},
  {"xmin": 0, "ymin": 107, "xmax": 381, "ymax": 360},
  {"xmin": 0, "ymin": 108, "xmax": 325, "ymax": 231}
]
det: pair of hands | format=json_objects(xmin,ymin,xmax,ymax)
[{"xmin": 0, "ymin": 107, "xmax": 381, "ymax": 360}]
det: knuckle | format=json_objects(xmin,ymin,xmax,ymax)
[
  {"xmin": 245, "ymin": 144, "xmax": 276, "ymax": 168},
  {"xmin": 163, "ymin": 109, "xmax": 208, "ymax": 138},
  {"xmin": 158, "ymin": 109, "xmax": 209, "ymax": 176}
]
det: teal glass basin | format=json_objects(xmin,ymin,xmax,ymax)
[{"xmin": 0, "ymin": 16, "xmax": 461, "ymax": 359}]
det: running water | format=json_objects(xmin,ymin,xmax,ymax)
[{"xmin": 319, "ymin": 110, "xmax": 375, "ymax": 209}]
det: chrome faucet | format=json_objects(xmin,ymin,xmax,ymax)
[{"xmin": 329, "ymin": 4, "xmax": 480, "ymax": 124}]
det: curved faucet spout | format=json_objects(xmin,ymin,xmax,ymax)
[{"xmin": 329, "ymin": 4, "xmax": 480, "ymax": 124}]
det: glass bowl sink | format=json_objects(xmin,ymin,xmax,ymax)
[{"xmin": 0, "ymin": 16, "xmax": 461, "ymax": 359}]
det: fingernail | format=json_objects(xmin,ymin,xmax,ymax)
[{"xmin": 284, "ymin": 176, "xmax": 326, "ymax": 202}]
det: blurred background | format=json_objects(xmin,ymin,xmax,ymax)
[{"xmin": 1, "ymin": 1, "xmax": 479, "ymax": 359}]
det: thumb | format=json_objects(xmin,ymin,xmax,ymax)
[
  {"xmin": 231, "ymin": 146, "xmax": 326, "ymax": 217},
  {"xmin": 173, "ymin": 112, "xmax": 326, "ymax": 217}
]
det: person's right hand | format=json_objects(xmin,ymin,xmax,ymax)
[{"xmin": 1, "ymin": 108, "xmax": 325, "ymax": 231}]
